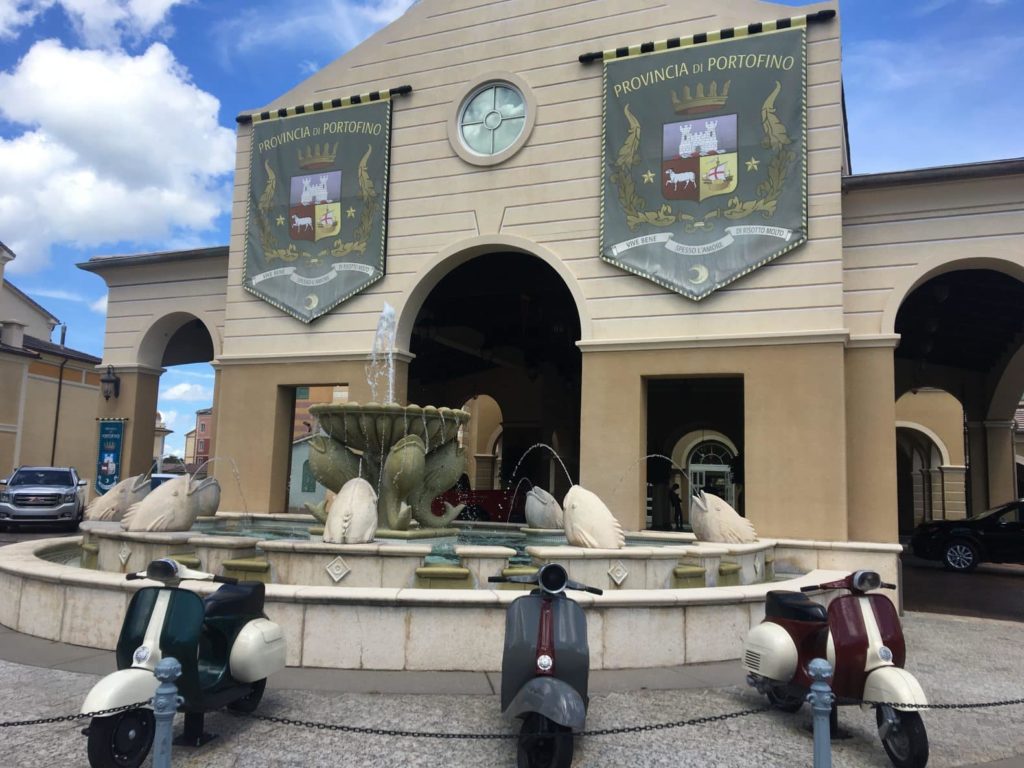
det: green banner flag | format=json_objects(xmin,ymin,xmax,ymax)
[
  {"xmin": 601, "ymin": 28, "xmax": 807, "ymax": 300},
  {"xmin": 95, "ymin": 419, "xmax": 124, "ymax": 495},
  {"xmin": 243, "ymin": 99, "xmax": 391, "ymax": 322}
]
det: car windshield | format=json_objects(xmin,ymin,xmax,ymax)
[
  {"xmin": 970, "ymin": 504, "xmax": 1018, "ymax": 522},
  {"xmin": 9, "ymin": 470, "xmax": 73, "ymax": 486}
]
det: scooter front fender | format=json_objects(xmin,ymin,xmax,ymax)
[
  {"xmin": 862, "ymin": 666, "xmax": 928, "ymax": 712},
  {"xmin": 502, "ymin": 677, "xmax": 587, "ymax": 732},
  {"xmin": 81, "ymin": 668, "xmax": 158, "ymax": 716}
]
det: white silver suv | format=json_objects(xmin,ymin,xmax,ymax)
[{"xmin": 0, "ymin": 466, "xmax": 87, "ymax": 531}]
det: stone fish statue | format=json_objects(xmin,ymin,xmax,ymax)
[
  {"xmin": 85, "ymin": 474, "xmax": 151, "ymax": 522},
  {"xmin": 562, "ymin": 485, "xmax": 625, "ymax": 549},
  {"xmin": 525, "ymin": 487, "xmax": 563, "ymax": 530},
  {"xmin": 689, "ymin": 490, "xmax": 757, "ymax": 544},
  {"xmin": 121, "ymin": 475, "xmax": 221, "ymax": 532},
  {"xmin": 323, "ymin": 478, "xmax": 378, "ymax": 544}
]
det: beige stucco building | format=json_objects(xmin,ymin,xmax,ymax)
[
  {"xmin": 1, "ymin": 245, "xmax": 103, "ymax": 486},
  {"xmin": 81, "ymin": 0, "xmax": 1024, "ymax": 543}
]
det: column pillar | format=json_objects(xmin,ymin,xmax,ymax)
[
  {"xmin": 939, "ymin": 465, "xmax": 967, "ymax": 520},
  {"xmin": 96, "ymin": 366, "xmax": 161, "ymax": 477},
  {"xmin": 965, "ymin": 421, "xmax": 988, "ymax": 514},
  {"xmin": 985, "ymin": 419, "xmax": 1017, "ymax": 506},
  {"xmin": 845, "ymin": 343, "xmax": 899, "ymax": 542}
]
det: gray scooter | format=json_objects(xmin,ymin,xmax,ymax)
[{"xmin": 489, "ymin": 563, "xmax": 602, "ymax": 768}]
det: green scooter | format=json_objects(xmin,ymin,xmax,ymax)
[{"xmin": 80, "ymin": 558, "xmax": 287, "ymax": 768}]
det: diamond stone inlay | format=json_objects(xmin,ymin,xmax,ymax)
[
  {"xmin": 118, "ymin": 543, "xmax": 132, "ymax": 566},
  {"xmin": 326, "ymin": 556, "xmax": 351, "ymax": 583},
  {"xmin": 608, "ymin": 560, "xmax": 629, "ymax": 586}
]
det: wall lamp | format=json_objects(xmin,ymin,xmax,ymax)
[{"xmin": 100, "ymin": 365, "xmax": 121, "ymax": 401}]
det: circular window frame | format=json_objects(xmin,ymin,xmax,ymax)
[{"xmin": 448, "ymin": 71, "xmax": 536, "ymax": 167}]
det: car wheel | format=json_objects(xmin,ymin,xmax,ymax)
[{"xmin": 943, "ymin": 539, "xmax": 979, "ymax": 572}]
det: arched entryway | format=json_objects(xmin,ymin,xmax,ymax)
[
  {"xmin": 406, "ymin": 251, "xmax": 582, "ymax": 497},
  {"xmin": 893, "ymin": 267, "xmax": 1024, "ymax": 517}
]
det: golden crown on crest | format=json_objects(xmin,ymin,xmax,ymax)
[
  {"xmin": 672, "ymin": 80, "xmax": 731, "ymax": 115},
  {"xmin": 297, "ymin": 143, "xmax": 339, "ymax": 169}
]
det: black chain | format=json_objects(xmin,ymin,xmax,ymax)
[
  {"xmin": 582, "ymin": 705, "xmax": 770, "ymax": 736},
  {"xmin": 229, "ymin": 704, "xmax": 771, "ymax": 740},
  {"xmin": 841, "ymin": 696, "xmax": 1024, "ymax": 711},
  {"xmin": 0, "ymin": 701, "xmax": 148, "ymax": 729}
]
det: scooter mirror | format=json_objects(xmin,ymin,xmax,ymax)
[
  {"xmin": 538, "ymin": 563, "xmax": 568, "ymax": 594},
  {"xmin": 145, "ymin": 558, "xmax": 180, "ymax": 582}
]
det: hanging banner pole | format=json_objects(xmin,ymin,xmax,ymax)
[
  {"xmin": 236, "ymin": 84, "xmax": 413, "ymax": 125},
  {"xmin": 578, "ymin": 9, "xmax": 835, "ymax": 64}
]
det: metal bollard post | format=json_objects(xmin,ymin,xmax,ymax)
[
  {"xmin": 807, "ymin": 658, "xmax": 835, "ymax": 768},
  {"xmin": 152, "ymin": 657, "xmax": 183, "ymax": 768}
]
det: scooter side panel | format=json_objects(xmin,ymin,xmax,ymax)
[
  {"xmin": 230, "ymin": 619, "xmax": 287, "ymax": 682},
  {"xmin": 827, "ymin": 596, "xmax": 869, "ymax": 698},
  {"xmin": 500, "ymin": 595, "xmax": 590, "ymax": 713},
  {"xmin": 116, "ymin": 588, "xmax": 159, "ymax": 670},
  {"xmin": 866, "ymin": 594, "xmax": 906, "ymax": 668},
  {"xmin": 158, "ymin": 590, "xmax": 206, "ymax": 703},
  {"xmin": 503, "ymin": 677, "xmax": 588, "ymax": 732},
  {"xmin": 81, "ymin": 668, "xmax": 158, "ymax": 715}
]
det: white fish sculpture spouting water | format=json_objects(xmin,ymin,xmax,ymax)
[
  {"xmin": 323, "ymin": 478, "xmax": 378, "ymax": 544},
  {"xmin": 525, "ymin": 487, "xmax": 563, "ymax": 530},
  {"xmin": 562, "ymin": 485, "xmax": 625, "ymax": 549},
  {"xmin": 85, "ymin": 474, "xmax": 150, "ymax": 522},
  {"xmin": 690, "ymin": 491, "xmax": 757, "ymax": 544},
  {"xmin": 121, "ymin": 475, "xmax": 221, "ymax": 532}
]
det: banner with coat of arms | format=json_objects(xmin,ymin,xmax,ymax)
[
  {"xmin": 243, "ymin": 99, "xmax": 391, "ymax": 322},
  {"xmin": 601, "ymin": 27, "xmax": 807, "ymax": 300}
]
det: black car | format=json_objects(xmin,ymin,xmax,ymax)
[{"xmin": 910, "ymin": 499, "xmax": 1024, "ymax": 572}]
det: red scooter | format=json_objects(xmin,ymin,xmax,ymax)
[{"xmin": 742, "ymin": 570, "xmax": 928, "ymax": 768}]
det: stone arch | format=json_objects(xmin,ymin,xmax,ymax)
[
  {"xmin": 881, "ymin": 256, "xmax": 1024, "ymax": 337},
  {"xmin": 894, "ymin": 420, "xmax": 952, "ymax": 466},
  {"xmin": 394, "ymin": 234, "xmax": 592, "ymax": 352},
  {"xmin": 135, "ymin": 310, "xmax": 220, "ymax": 369}
]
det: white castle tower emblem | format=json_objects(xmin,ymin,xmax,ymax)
[{"xmin": 678, "ymin": 120, "xmax": 720, "ymax": 157}]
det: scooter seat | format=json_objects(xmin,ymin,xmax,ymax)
[
  {"xmin": 203, "ymin": 581, "xmax": 265, "ymax": 618},
  {"xmin": 765, "ymin": 590, "xmax": 827, "ymax": 623}
]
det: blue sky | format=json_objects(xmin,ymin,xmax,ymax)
[{"xmin": 1, "ymin": 0, "xmax": 1022, "ymax": 454}]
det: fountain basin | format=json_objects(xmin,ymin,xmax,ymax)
[{"xmin": 0, "ymin": 531, "xmax": 902, "ymax": 672}]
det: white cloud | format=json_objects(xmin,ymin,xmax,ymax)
[
  {"xmin": 0, "ymin": 0, "xmax": 187, "ymax": 47},
  {"xmin": 0, "ymin": 40, "xmax": 234, "ymax": 273},
  {"xmin": 166, "ymin": 368, "xmax": 213, "ymax": 379},
  {"xmin": 25, "ymin": 286, "xmax": 108, "ymax": 313},
  {"xmin": 90, "ymin": 294, "xmax": 108, "ymax": 314},
  {"xmin": 160, "ymin": 381, "xmax": 212, "ymax": 401},
  {"xmin": 159, "ymin": 408, "xmax": 178, "ymax": 427}
]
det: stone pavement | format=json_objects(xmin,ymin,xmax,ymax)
[{"xmin": 0, "ymin": 612, "xmax": 1022, "ymax": 767}]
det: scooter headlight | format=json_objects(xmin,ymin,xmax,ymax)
[
  {"xmin": 878, "ymin": 646, "xmax": 893, "ymax": 663},
  {"xmin": 133, "ymin": 646, "xmax": 152, "ymax": 665},
  {"xmin": 536, "ymin": 654, "xmax": 553, "ymax": 672}
]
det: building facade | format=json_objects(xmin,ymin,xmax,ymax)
[
  {"xmin": 1, "ymin": 245, "xmax": 103, "ymax": 485},
  {"xmin": 81, "ymin": 0, "xmax": 1024, "ymax": 541}
]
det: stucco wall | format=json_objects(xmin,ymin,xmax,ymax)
[{"xmin": 222, "ymin": 0, "xmax": 844, "ymax": 362}]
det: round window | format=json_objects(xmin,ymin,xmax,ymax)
[{"xmin": 459, "ymin": 83, "xmax": 526, "ymax": 157}]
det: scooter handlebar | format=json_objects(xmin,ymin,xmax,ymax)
[
  {"xmin": 125, "ymin": 572, "xmax": 145, "ymax": 581},
  {"xmin": 213, "ymin": 575, "xmax": 239, "ymax": 585}
]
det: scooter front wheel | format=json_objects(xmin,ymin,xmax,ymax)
[
  {"xmin": 876, "ymin": 705, "xmax": 929, "ymax": 768},
  {"xmin": 227, "ymin": 678, "xmax": 267, "ymax": 713},
  {"xmin": 766, "ymin": 685, "xmax": 805, "ymax": 713},
  {"xmin": 87, "ymin": 708, "xmax": 155, "ymax": 768},
  {"xmin": 517, "ymin": 713, "xmax": 574, "ymax": 768}
]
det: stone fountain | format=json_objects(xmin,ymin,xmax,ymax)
[{"xmin": 307, "ymin": 402, "xmax": 471, "ymax": 533}]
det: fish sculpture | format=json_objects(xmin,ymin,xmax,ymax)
[
  {"xmin": 525, "ymin": 487, "xmax": 563, "ymax": 530},
  {"xmin": 409, "ymin": 438, "xmax": 466, "ymax": 528},
  {"xmin": 305, "ymin": 489, "xmax": 336, "ymax": 525},
  {"xmin": 562, "ymin": 485, "xmax": 625, "ymax": 549},
  {"xmin": 121, "ymin": 475, "xmax": 221, "ymax": 532},
  {"xmin": 689, "ymin": 491, "xmax": 757, "ymax": 544},
  {"xmin": 323, "ymin": 478, "xmax": 378, "ymax": 544},
  {"xmin": 377, "ymin": 434, "xmax": 425, "ymax": 530},
  {"xmin": 84, "ymin": 474, "xmax": 150, "ymax": 522}
]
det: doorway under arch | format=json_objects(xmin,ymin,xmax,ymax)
[{"xmin": 407, "ymin": 251, "xmax": 582, "ymax": 495}]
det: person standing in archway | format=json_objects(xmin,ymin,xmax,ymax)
[{"xmin": 670, "ymin": 483, "xmax": 684, "ymax": 531}]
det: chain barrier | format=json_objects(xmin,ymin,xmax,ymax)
[
  {"xmin": 840, "ymin": 696, "xmax": 1024, "ymax": 711},
  {"xmin": 225, "ymin": 704, "xmax": 772, "ymax": 740},
  {"xmin": 0, "ymin": 701, "xmax": 147, "ymax": 729}
]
